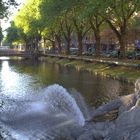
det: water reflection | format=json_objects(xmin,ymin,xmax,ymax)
[
  {"xmin": 0, "ymin": 61, "xmax": 40, "ymax": 99},
  {"xmin": 0, "ymin": 57, "xmax": 10, "ymax": 60},
  {"xmin": 1, "ymin": 61, "xmax": 19, "ymax": 93}
]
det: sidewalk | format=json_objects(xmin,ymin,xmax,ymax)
[{"xmin": 44, "ymin": 54, "xmax": 140, "ymax": 68}]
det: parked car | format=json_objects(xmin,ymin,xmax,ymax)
[
  {"xmin": 83, "ymin": 50, "xmax": 95, "ymax": 56},
  {"xmin": 100, "ymin": 52, "xmax": 110, "ymax": 57},
  {"xmin": 109, "ymin": 50, "xmax": 118, "ymax": 58},
  {"xmin": 126, "ymin": 51, "xmax": 135, "ymax": 59},
  {"xmin": 82, "ymin": 51, "xmax": 92, "ymax": 56},
  {"xmin": 127, "ymin": 51, "xmax": 140, "ymax": 59},
  {"xmin": 135, "ymin": 51, "xmax": 140, "ymax": 59},
  {"xmin": 70, "ymin": 47, "xmax": 78, "ymax": 55}
]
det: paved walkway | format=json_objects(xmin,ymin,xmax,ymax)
[{"xmin": 44, "ymin": 54, "xmax": 140, "ymax": 68}]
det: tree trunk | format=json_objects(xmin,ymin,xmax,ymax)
[
  {"xmin": 30, "ymin": 37, "xmax": 34, "ymax": 53},
  {"xmin": 118, "ymin": 31, "xmax": 126, "ymax": 58},
  {"xmin": 52, "ymin": 41, "xmax": 56, "ymax": 54},
  {"xmin": 95, "ymin": 30, "xmax": 101, "ymax": 57},
  {"xmin": 43, "ymin": 37, "xmax": 46, "ymax": 54},
  {"xmin": 73, "ymin": 19, "xmax": 84, "ymax": 55},
  {"xmin": 65, "ymin": 31, "xmax": 71, "ymax": 55},
  {"xmin": 56, "ymin": 35, "xmax": 62, "ymax": 54},
  {"xmin": 66, "ymin": 38, "xmax": 71, "ymax": 55},
  {"xmin": 77, "ymin": 32, "xmax": 83, "ymax": 56},
  {"xmin": 89, "ymin": 16, "xmax": 102, "ymax": 57},
  {"xmin": 34, "ymin": 35, "xmax": 39, "ymax": 53},
  {"xmin": 106, "ymin": 20, "xmax": 127, "ymax": 59},
  {"xmin": 25, "ymin": 39, "xmax": 29, "ymax": 52}
]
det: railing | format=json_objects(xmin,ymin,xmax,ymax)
[
  {"xmin": 0, "ymin": 49, "xmax": 40, "ymax": 58},
  {"xmin": 0, "ymin": 48, "xmax": 49, "ymax": 56}
]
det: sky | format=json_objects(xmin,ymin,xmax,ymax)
[{"xmin": 1, "ymin": 0, "xmax": 25, "ymax": 32}]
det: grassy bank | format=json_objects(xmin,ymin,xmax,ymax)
[{"xmin": 43, "ymin": 56, "xmax": 140, "ymax": 84}]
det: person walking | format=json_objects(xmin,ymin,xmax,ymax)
[{"xmin": 118, "ymin": 49, "xmax": 120, "ymax": 58}]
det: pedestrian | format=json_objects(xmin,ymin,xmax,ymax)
[{"xmin": 118, "ymin": 49, "xmax": 120, "ymax": 58}]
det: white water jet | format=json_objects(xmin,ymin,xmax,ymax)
[
  {"xmin": 0, "ymin": 84, "xmax": 87, "ymax": 140},
  {"xmin": 69, "ymin": 88, "xmax": 90, "ymax": 119},
  {"xmin": 43, "ymin": 84, "xmax": 85, "ymax": 126}
]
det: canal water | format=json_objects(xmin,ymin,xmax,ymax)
[{"xmin": 0, "ymin": 57, "xmax": 134, "ymax": 139}]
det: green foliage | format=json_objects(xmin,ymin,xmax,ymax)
[
  {"xmin": 14, "ymin": 0, "xmax": 43, "ymax": 36},
  {"xmin": 0, "ymin": 0, "xmax": 18, "ymax": 19},
  {"xmin": 6, "ymin": 21, "xmax": 24, "ymax": 45},
  {"xmin": 100, "ymin": 0, "xmax": 140, "ymax": 29},
  {"xmin": 9, "ymin": 0, "xmax": 140, "ymax": 56},
  {"xmin": 133, "ymin": 16, "xmax": 140, "ymax": 29}
]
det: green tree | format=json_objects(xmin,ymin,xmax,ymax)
[
  {"xmin": 100, "ymin": 0, "xmax": 140, "ymax": 57},
  {"xmin": 82, "ymin": 0, "xmax": 105, "ymax": 56},
  {"xmin": 72, "ymin": 7, "xmax": 91, "ymax": 55},
  {"xmin": 60, "ymin": 15, "xmax": 73, "ymax": 54},
  {"xmin": 6, "ymin": 21, "xmax": 22, "ymax": 47},
  {"xmin": 41, "ymin": 0, "xmax": 90, "ymax": 55},
  {"xmin": 0, "ymin": 0, "xmax": 17, "ymax": 18},
  {"xmin": 14, "ymin": 0, "xmax": 43, "ymax": 52},
  {"xmin": 39, "ymin": 0, "xmax": 72, "ymax": 54}
]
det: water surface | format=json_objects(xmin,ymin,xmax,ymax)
[{"xmin": 0, "ymin": 57, "xmax": 134, "ymax": 106}]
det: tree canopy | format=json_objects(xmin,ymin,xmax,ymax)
[
  {"xmin": 6, "ymin": 0, "xmax": 140, "ymax": 57},
  {"xmin": 0, "ymin": 0, "xmax": 18, "ymax": 19}
]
